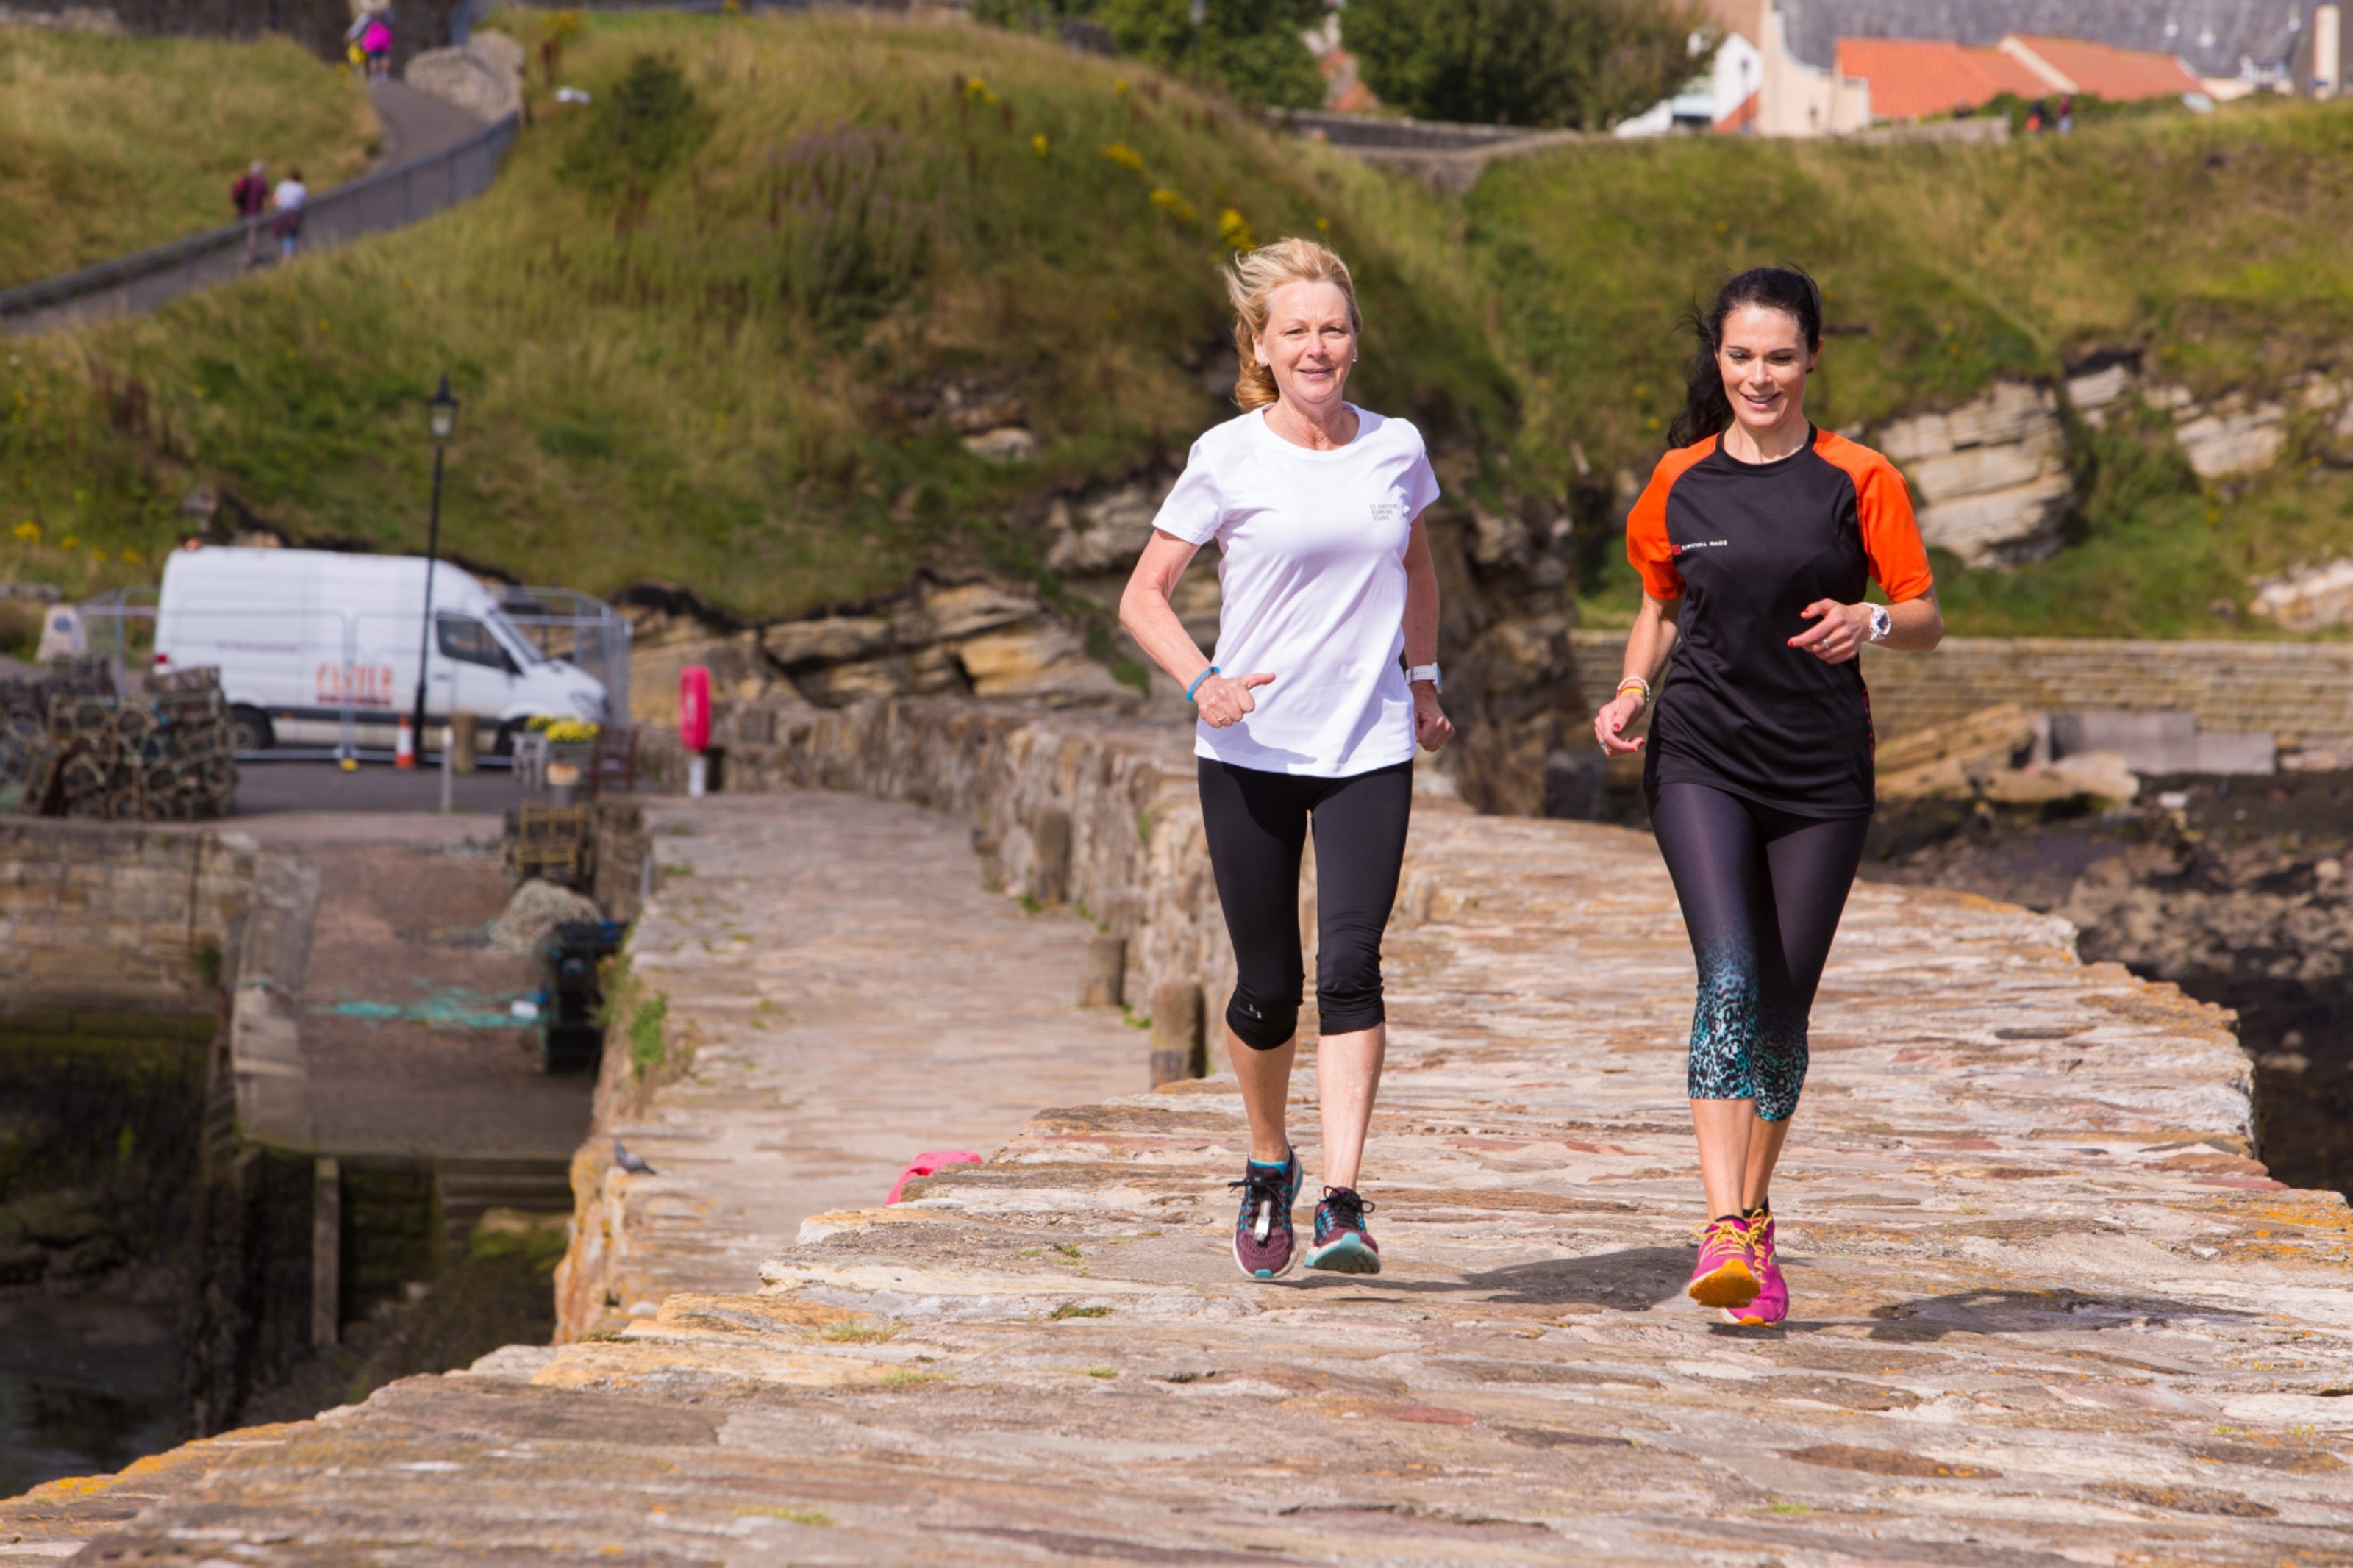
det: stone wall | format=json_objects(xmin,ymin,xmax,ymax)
[
  {"xmin": 0, "ymin": 820, "xmax": 253, "ymax": 1014},
  {"xmin": 626, "ymin": 491, "xmax": 1585, "ymax": 818},
  {"xmin": 1570, "ymin": 629, "xmax": 2353, "ymax": 755},
  {"xmin": 401, "ymin": 30, "xmax": 521, "ymax": 123}
]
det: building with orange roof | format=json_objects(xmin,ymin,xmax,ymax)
[
  {"xmin": 1834, "ymin": 37, "xmax": 2048, "ymax": 118},
  {"xmin": 1997, "ymin": 34, "xmax": 2206, "ymax": 99}
]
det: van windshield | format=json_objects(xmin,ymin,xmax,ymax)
[{"xmin": 484, "ymin": 609, "xmax": 548, "ymax": 665}]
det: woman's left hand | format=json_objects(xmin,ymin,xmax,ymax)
[
  {"xmin": 1788, "ymin": 600, "xmax": 1874, "ymax": 665},
  {"xmin": 1413, "ymin": 681, "xmax": 1453, "ymax": 751}
]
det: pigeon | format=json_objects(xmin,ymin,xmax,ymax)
[{"xmin": 613, "ymin": 1140, "xmax": 657, "ymax": 1176}]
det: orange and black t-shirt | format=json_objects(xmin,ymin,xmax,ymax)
[{"xmin": 1624, "ymin": 426, "xmax": 1933, "ymax": 818}]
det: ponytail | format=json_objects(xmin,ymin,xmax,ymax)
[{"xmin": 1668, "ymin": 265, "xmax": 1824, "ymax": 449}]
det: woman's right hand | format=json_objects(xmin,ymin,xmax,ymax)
[
  {"xmin": 1593, "ymin": 692, "xmax": 1647, "ymax": 755},
  {"xmin": 1197, "ymin": 671, "xmax": 1275, "ymax": 728}
]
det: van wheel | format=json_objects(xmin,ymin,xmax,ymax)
[{"xmin": 229, "ymin": 706, "xmax": 274, "ymax": 753}]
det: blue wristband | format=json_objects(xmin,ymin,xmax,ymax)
[{"xmin": 1186, "ymin": 665, "xmax": 1220, "ymax": 703}]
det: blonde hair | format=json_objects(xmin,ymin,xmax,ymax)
[{"xmin": 1225, "ymin": 238, "xmax": 1362, "ymax": 412}]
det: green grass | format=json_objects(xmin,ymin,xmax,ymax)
[
  {"xmin": 0, "ymin": 29, "xmax": 379, "ymax": 289},
  {"xmin": 4, "ymin": 12, "xmax": 2352, "ymax": 640},
  {"xmin": 1468, "ymin": 98, "xmax": 2353, "ymax": 637},
  {"xmin": 1475, "ymin": 96, "xmax": 2353, "ymax": 486},
  {"xmin": 626, "ymin": 989, "xmax": 669, "ymax": 1079},
  {"xmin": 0, "ymin": 10, "xmax": 1507, "ymax": 617}
]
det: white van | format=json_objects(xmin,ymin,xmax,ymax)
[{"xmin": 154, "ymin": 545, "xmax": 608, "ymax": 754}]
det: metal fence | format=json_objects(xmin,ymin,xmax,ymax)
[
  {"xmin": 0, "ymin": 112, "xmax": 521, "ymax": 337},
  {"xmin": 493, "ymin": 586, "xmax": 634, "ymax": 724}
]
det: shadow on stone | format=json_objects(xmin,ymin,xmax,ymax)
[
  {"xmin": 1865, "ymin": 1288, "xmax": 2258, "ymax": 1342},
  {"xmin": 1446, "ymin": 1247, "xmax": 1693, "ymax": 1310}
]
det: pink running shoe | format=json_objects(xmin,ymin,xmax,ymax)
[
  {"xmin": 1686, "ymin": 1215, "xmax": 1760, "ymax": 1310},
  {"xmin": 1722, "ymin": 1210, "xmax": 1786, "ymax": 1325}
]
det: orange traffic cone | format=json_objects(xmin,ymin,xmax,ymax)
[{"xmin": 395, "ymin": 715, "xmax": 415, "ymax": 770}]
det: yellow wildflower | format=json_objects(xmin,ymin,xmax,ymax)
[
  {"xmin": 12, "ymin": 520, "xmax": 36, "ymax": 543},
  {"xmin": 1149, "ymin": 188, "xmax": 1196, "ymax": 223},
  {"xmin": 1101, "ymin": 142, "xmax": 1144, "ymax": 172},
  {"xmin": 1218, "ymin": 207, "xmax": 1255, "ymax": 251},
  {"xmin": 1032, "ymin": 132, "xmax": 1050, "ymax": 157}
]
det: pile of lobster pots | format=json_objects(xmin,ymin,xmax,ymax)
[{"xmin": 1, "ymin": 662, "xmax": 238, "ymax": 820}]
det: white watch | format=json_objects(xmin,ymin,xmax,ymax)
[
  {"xmin": 1866, "ymin": 605, "xmax": 1893, "ymax": 644},
  {"xmin": 1407, "ymin": 662, "xmax": 1442, "ymax": 691}
]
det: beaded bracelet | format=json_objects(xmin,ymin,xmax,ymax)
[
  {"xmin": 1615, "ymin": 676, "xmax": 1652, "ymax": 704},
  {"xmin": 1186, "ymin": 665, "xmax": 1221, "ymax": 703}
]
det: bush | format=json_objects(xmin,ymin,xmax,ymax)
[
  {"xmin": 977, "ymin": 0, "xmax": 1327, "ymax": 110},
  {"xmin": 1345, "ymin": 0, "xmax": 1716, "ymax": 129},
  {"xmin": 559, "ymin": 53, "xmax": 715, "ymax": 200}
]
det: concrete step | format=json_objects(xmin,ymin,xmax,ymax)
[{"xmin": 433, "ymin": 1156, "xmax": 573, "ymax": 1259}]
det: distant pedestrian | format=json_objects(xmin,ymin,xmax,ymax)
[
  {"xmin": 1121, "ymin": 238, "xmax": 1452, "ymax": 1284},
  {"xmin": 271, "ymin": 169, "xmax": 308, "ymax": 260},
  {"xmin": 360, "ymin": 11, "xmax": 393, "ymax": 80},
  {"xmin": 231, "ymin": 159, "xmax": 269, "ymax": 262},
  {"xmin": 2058, "ymin": 93, "xmax": 2075, "ymax": 132},
  {"xmin": 2027, "ymin": 96, "xmax": 2049, "ymax": 133}
]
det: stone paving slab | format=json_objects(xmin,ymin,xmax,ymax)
[
  {"xmin": 554, "ymin": 791, "xmax": 1167, "ymax": 1332},
  {"xmin": 7, "ymin": 796, "xmax": 2353, "ymax": 1565}
]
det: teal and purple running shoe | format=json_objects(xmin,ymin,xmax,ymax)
[
  {"xmin": 1229, "ymin": 1148, "xmax": 1302, "ymax": 1280},
  {"xmin": 1302, "ymin": 1186, "xmax": 1381, "ymax": 1275}
]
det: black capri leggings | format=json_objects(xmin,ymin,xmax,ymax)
[
  {"xmin": 1198, "ymin": 758, "xmax": 1413, "ymax": 1052},
  {"xmin": 1648, "ymin": 781, "xmax": 1870, "ymax": 1122}
]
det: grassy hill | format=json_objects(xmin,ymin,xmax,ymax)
[
  {"xmin": 1, "ymin": 9, "xmax": 2349, "ymax": 643},
  {"xmin": 0, "ymin": 29, "xmax": 379, "ymax": 289},
  {"xmin": 0, "ymin": 10, "xmax": 1507, "ymax": 617},
  {"xmin": 1468, "ymin": 106, "xmax": 2353, "ymax": 635}
]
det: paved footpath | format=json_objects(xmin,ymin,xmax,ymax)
[
  {"xmin": 564, "ymin": 792, "xmax": 1155, "ymax": 1318},
  {"xmin": 7, "ymin": 795, "xmax": 2352, "ymax": 1565}
]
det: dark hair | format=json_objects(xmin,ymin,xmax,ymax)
[{"xmin": 1668, "ymin": 266, "xmax": 1824, "ymax": 449}]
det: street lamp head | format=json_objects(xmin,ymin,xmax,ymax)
[{"xmin": 427, "ymin": 373, "xmax": 459, "ymax": 442}]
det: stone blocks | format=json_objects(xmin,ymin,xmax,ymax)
[{"xmin": 1875, "ymin": 381, "xmax": 2071, "ymax": 567}]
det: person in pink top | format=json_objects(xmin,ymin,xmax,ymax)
[{"xmin": 361, "ymin": 12, "xmax": 393, "ymax": 79}]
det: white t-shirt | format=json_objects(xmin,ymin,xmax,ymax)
[
  {"xmin": 274, "ymin": 179, "xmax": 307, "ymax": 212},
  {"xmin": 1154, "ymin": 404, "xmax": 1441, "ymax": 777}
]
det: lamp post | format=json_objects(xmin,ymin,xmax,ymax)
[{"xmin": 410, "ymin": 373, "xmax": 459, "ymax": 755}]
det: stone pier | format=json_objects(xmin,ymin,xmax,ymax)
[{"xmin": 3, "ymin": 705, "xmax": 2349, "ymax": 1565}]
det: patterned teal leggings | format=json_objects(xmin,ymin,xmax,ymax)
[{"xmin": 1649, "ymin": 782, "xmax": 1871, "ymax": 1122}]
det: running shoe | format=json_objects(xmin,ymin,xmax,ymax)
[
  {"xmin": 1722, "ymin": 1207, "xmax": 1787, "ymax": 1326},
  {"xmin": 1685, "ymin": 1214, "xmax": 1760, "ymax": 1310},
  {"xmin": 1229, "ymin": 1148, "xmax": 1302, "ymax": 1280},
  {"xmin": 1302, "ymin": 1186, "xmax": 1381, "ymax": 1275}
]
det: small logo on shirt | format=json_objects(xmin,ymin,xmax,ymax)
[
  {"xmin": 1668, "ymin": 540, "xmax": 1729, "ymax": 557},
  {"xmin": 1371, "ymin": 500, "xmax": 1407, "ymax": 524}
]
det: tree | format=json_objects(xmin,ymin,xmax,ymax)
[
  {"xmin": 976, "ymin": 0, "xmax": 1329, "ymax": 110},
  {"xmin": 1345, "ymin": 0, "xmax": 1717, "ymax": 130}
]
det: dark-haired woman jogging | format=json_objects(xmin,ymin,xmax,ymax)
[
  {"xmin": 1593, "ymin": 266, "xmax": 1943, "ymax": 1325},
  {"xmin": 1121, "ymin": 237, "xmax": 1452, "ymax": 1281}
]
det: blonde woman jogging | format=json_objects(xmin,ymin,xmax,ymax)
[
  {"xmin": 1121, "ymin": 239, "xmax": 1451, "ymax": 1280},
  {"xmin": 1593, "ymin": 266, "xmax": 1943, "ymax": 1325}
]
